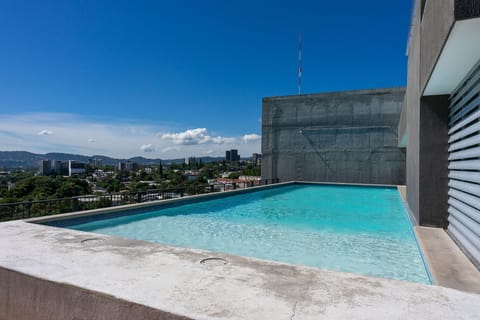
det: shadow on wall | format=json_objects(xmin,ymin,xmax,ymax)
[{"xmin": 261, "ymin": 88, "xmax": 406, "ymax": 185}]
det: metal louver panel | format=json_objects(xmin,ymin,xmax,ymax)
[
  {"xmin": 448, "ymin": 170, "xmax": 480, "ymax": 184},
  {"xmin": 447, "ymin": 61, "xmax": 480, "ymax": 265},
  {"xmin": 448, "ymin": 147, "xmax": 480, "ymax": 160}
]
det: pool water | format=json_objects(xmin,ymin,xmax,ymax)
[{"xmin": 48, "ymin": 184, "xmax": 431, "ymax": 284}]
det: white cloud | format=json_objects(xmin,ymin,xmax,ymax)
[
  {"xmin": 140, "ymin": 143, "xmax": 154, "ymax": 153},
  {"xmin": 0, "ymin": 113, "xmax": 261, "ymax": 159},
  {"xmin": 160, "ymin": 128, "xmax": 233, "ymax": 145},
  {"xmin": 161, "ymin": 146, "xmax": 180, "ymax": 153},
  {"xmin": 242, "ymin": 134, "xmax": 261, "ymax": 143},
  {"xmin": 37, "ymin": 129, "xmax": 54, "ymax": 136}
]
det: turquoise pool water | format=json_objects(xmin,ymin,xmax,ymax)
[{"xmin": 48, "ymin": 184, "xmax": 431, "ymax": 283}]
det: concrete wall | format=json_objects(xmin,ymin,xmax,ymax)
[
  {"xmin": 420, "ymin": 0, "xmax": 455, "ymax": 92},
  {"xmin": 404, "ymin": 0, "xmax": 453, "ymax": 226},
  {"xmin": 397, "ymin": 99, "xmax": 407, "ymax": 147},
  {"xmin": 402, "ymin": 0, "xmax": 480, "ymax": 227},
  {"xmin": 0, "ymin": 267, "xmax": 190, "ymax": 320},
  {"xmin": 404, "ymin": 0, "xmax": 423, "ymax": 223},
  {"xmin": 419, "ymin": 96, "xmax": 450, "ymax": 227},
  {"xmin": 262, "ymin": 88, "xmax": 406, "ymax": 185}
]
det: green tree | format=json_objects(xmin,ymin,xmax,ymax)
[
  {"xmin": 129, "ymin": 182, "xmax": 151, "ymax": 192},
  {"xmin": 228, "ymin": 172, "xmax": 241, "ymax": 179},
  {"xmin": 54, "ymin": 177, "xmax": 90, "ymax": 198},
  {"xmin": 2, "ymin": 175, "xmax": 91, "ymax": 203},
  {"xmin": 98, "ymin": 178, "xmax": 123, "ymax": 193},
  {"xmin": 241, "ymin": 164, "xmax": 261, "ymax": 176},
  {"xmin": 159, "ymin": 162, "xmax": 164, "ymax": 178}
]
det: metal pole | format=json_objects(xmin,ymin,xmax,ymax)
[{"xmin": 298, "ymin": 32, "xmax": 302, "ymax": 95}]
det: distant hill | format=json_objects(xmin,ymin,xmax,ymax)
[
  {"xmin": 0, "ymin": 151, "xmax": 225, "ymax": 169},
  {"xmin": 0, "ymin": 151, "xmax": 45, "ymax": 168}
]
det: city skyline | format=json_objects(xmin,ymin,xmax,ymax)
[{"xmin": 0, "ymin": 1, "xmax": 411, "ymax": 158}]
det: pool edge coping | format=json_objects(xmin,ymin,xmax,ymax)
[
  {"xmin": 28, "ymin": 181, "xmax": 431, "ymax": 285},
  {"xmin": 1, "ymin": 220, "xmax": 480, "ymax": 320},
  {"xmin": 395, "ymin": 185, "xmax": 434, "ymax": 284},
  {"xmin": 25, "ymin": 182, "xmax": 296, "ymax": 223},
  {"xmin": 26, "ymin": 181, "xmax": 399, "ymax": 224}
]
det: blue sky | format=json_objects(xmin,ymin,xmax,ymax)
[{"xmin": 0, "ymin": 0, "xmax": 412, "ymax": 158}]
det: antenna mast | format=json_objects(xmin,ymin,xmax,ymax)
[{"xmin": 298, "ymin": 32, "xmax": 302, "ymax": 95}]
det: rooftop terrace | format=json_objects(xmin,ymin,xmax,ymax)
[{"xmin": 1, "ymin": 188, "xmax": 479, "ymax": 319}]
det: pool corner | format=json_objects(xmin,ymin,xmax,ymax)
[{"xmin": 1, "ymin": 219, "xmax": 480, "ymax": 320}]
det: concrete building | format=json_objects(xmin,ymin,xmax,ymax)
[
  {"xmin": 399, "ymin": 0, "xmax": 480, "ymax": 265},
  {"xmin": 52, "ymin": 160, "xmax": 68, "ymax": 175},
  {"xmin": 117, "ymin": 162, "xmax": 125, "ymax": 171},
  {"xmin": 261, "ymin": 87, "xmax": 406, "ymax": 185},
  {"xmin": 88, "ymin": 158, "xmax": 103, "ymax": 168},
  {"xmin": 252, "ymin": 153, "xmax": 262, "ymax": 166},
  {"xmin": 117, "ymin": 161, "xmax": 135, "ymax": 172},
  {"xmin": 68, "ymin": 160, "xmax": 86, "ymax": 176},
  {"xmin": 261, "ymin": 0, "xmax": 480, "ymax": 268},
  {"xmin": 184, "ymin": 157, "xmax": 198, "ymax": 166},
  {"xmin": 39, "ymin": 160, "xmax": 51, "ymax": 176},
  {"xmin": 225, "ymin": 149, "xmax": 240, "ymax": 162},
  {"xmin": 39, "ymin": 160, "xmax": 68, "ymax": 176}
]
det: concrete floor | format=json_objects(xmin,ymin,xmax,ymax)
[
  {"xmin": 397, "ymin": 185, "xmax": 407, "ymax": 202},
  {"xmin": 1, "ymin": 221, "xmax": 480, "ymax": 320},
  {"xmin": 415, "ymin": 226, "xmax": 480, "ymax": 294},
  {"xmin": 397, "ymin": 184, "xmax": 480, "ymax": 293}
]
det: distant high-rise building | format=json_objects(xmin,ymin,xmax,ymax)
[
  {"xmin": 117, "ymin": 162, "xmax": 125, "ymax": 171},
  {"xmin": 68, "ymin": 160, "xmax": 86, "ymax": 176},
  {"xmin": 39, "ymin": 159, "xmax": 69, "ymax": 176},
  {"xmin": 117, "ymin": 161, "xmax": 135, "ymax": 171},
  {"xmin": 59, "ymin": 161, "xmax": 69, "ymax": 175},
  {"xmin": 88, "ymin": 158, "xmax": 103, "ymax": 168},
  {"xmin": 252, "ymin": 153, "xmax": 262, "ymax": 166},
  {"xmin": 52, "ymin": 160, "xmax": 68, "ymax": 175},
  {"xmin": 39, "ymin": 160, "xmax": 52, "ymax": 176},
  {"xmin": 51, "ymin": 160, "xmax": 61, "ymax": 173},
  {"xmin": 225, "ymin": 149, "xmax": 240, "ymax": 162},
  {"xmin": 185, "ymin": 157, "xmax": 197, "ymax": 166},
  {"xmin": 96, "ymin": 158, "xmax": 103, "ymax": 168}
]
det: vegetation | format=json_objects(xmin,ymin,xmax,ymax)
[
  {"xmin": 241, "ymin": 163, "xmax": 261, "ymax": 176},
  {"xmin": 0, "ymin": 175, "xmax": 91, "ymax": 203},
  {"xmin": 0, "ymin": 160, "xmax": 261, "ymax": 204}
]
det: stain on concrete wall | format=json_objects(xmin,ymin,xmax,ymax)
[{"xmin": 261, "ymin": 87, "xmax": 406, "ymax": 185}]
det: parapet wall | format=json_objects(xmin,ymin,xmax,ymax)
[
  {"xmin": 0, "ymin": 267, "xmax": 189, "ymax": 320},
  {"xmin": 261, "ymin": 87, "xmax": 406, "ymax": 185}
]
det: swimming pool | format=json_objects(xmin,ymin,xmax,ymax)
[{"xmin": 45, "ymin": 183, "xmax": 431, "ymax": 284}]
